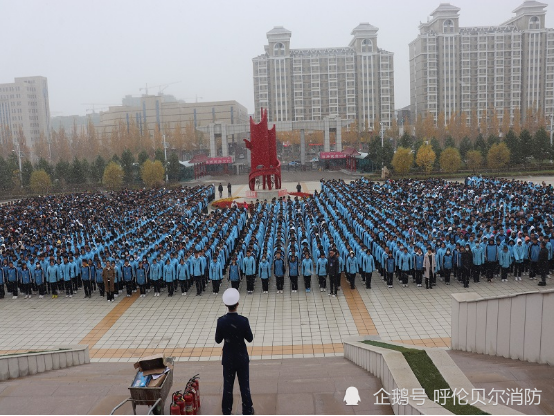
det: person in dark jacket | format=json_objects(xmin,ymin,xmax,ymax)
[
  {"xmin": 227, "ymin": 182, "xmax": 232, "ymax": 197},
  {"xmin": 461, "ymin": 245, "xmax": 473, "ymax": 288},
  {"xmin": 327, "ymin": 249, "xmax": 340, "ymax": 297},
  {"xmin": 538, "ymin": 242, "xmax": 549, "ymax": 286},
  {"xmin": 215, "ymin": 288, "xmax": 254, "ymax": 415},
  {"xmin": 218, "ymin": 183, "xmax": 224, "ymax": 198}
]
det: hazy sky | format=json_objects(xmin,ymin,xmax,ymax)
[{"xmin": 1, "ymin": 0, "xmax": 552, "ymax": 117}]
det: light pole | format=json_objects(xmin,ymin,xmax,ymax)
[
  {"xmin": 550, "ymin": 114, "xmax": 554, "ymax": 148},
  {"xmin": 12, "ymin": 144, "xmax": 23, "ymax": 188},
  {"xmin": 380, "ymin": 122, "xmax": 385, "ymax": 169},
  {"xmin": 550, "ymin": 114, "xmax": 553, "ymax": 148},
  {"xmin": 162, "ymin": 134, "xmax": 169, "ymax": 183}
]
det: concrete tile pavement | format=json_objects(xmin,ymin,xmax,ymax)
[
  {"xmin": 448, "ymin": 350, "xmax": 554, "ymax": 415},
  {"xmin": 0, "ymin": 358, "xmax": 393, "ymax": 415}
]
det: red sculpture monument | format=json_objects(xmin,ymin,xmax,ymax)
[{"xmin": 244, "ymin": 108, "xmax": 282, "ymax": 191}]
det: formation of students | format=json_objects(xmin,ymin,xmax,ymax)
[{"xmin": 1, "ymin": 176, "xmax": 552, "ymax": 302}]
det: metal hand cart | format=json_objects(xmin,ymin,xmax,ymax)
[{"xmin": 110, "ymin": 358, "xmax": 174, "ymax": 415}]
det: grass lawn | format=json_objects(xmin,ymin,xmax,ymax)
[{"xmin": 363, "ymin": 340, "xmax": 488, "ymax": 415}]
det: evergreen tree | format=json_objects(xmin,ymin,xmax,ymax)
[
  {"xmin": 459, "ymin": 137, "xmax": 472, "ymax": 160},
  {"xmin": 91, "ymin": 155, "xmax": 106, "ymax": 184},
  {"xmin": 486, "ymin": 134, "xmax": 500, "ymax": 149},
  {"xmin": 519, "ymin": 129, "xmax": 533, "ymax": 161},
  {"xmin": 0, "ymin": 157, "xmax": 14, "ymax": 192},
  {"xmin": 167, "ymin": 152, "xmax": 180, "ymax": 182},
  {"xmin": 474, "ymin": 134, "xmax": 487, "ymax": 158},
  {"xmin": 138, "ymin": 150, "xmax": 149, "ymax": 166},
  {"xmin": 154, "ymin": 148, "xmax": 165, "ymax": 163},
  {"xmin": 55, "ymin": 160, "xmax": 71, "ymax": 183},
  {"xmin": 36, "ymin": 158, "xmax": 54, "ymax": 177},
  {"xmin": 398, "ymin": 132, "xmax": 413, "ymax": 149},
  {"xmin": 120, "ymin": 149, "xmax": 135, "ymax": 185},
  {"xmin": 444, "ymin": 136, "xmax": 456, "ymax": 149},
  {"xmin": 70, "ymin": 158, "xmax": 85, "ymax": 184},
  {"xmin": 21, "ymin": 160, "xmax": 33, "ymax": 188},
  {"xmin": 504, "ymin": 130, "xmax": 520, "ymax": 164},
  {"xmin": 533, "ymin": 128, "xmax": 550, "ymax": 161}
]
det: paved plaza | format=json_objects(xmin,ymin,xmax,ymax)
[
  {"xmin": 1, "ymin": 179, "xmax": 553, "ymax": 360},
  {"xmin": 0, "ymin": 358, "xmax": 394, "ymax": 415}
]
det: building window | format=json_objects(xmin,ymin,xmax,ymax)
[
  {"xmin": 443, "ymin": 20, "xmax": 454, "ymax": 34},
  {"xmin": 361, "ymin": 39, "xmax": 373, "ymax": 53},
  {"xmin": 529, "ymin": 16, "xmax": 540, "ymax": 30},
  {"xmin": 274, "ymin": 43, "xmax": 285, "ymax": 56}
]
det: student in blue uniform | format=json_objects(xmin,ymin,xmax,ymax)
[
  {"xmin": 345, "ymin": 251, "xmax": 358, "ymax": 290},
  {"xmin": 34, "ymin": 261, "xmax": 45, "ymax": 298},
  {"xmin": 163, "ymin": 258, "xmax": 175, "ymax": 297},
  {"xmin": 19, "ymin": 263, "xmax": 32, "ymax": 299},
  {"xmin": 192, "ymin": 250, "xmax": 205, "ymax": 296},
  {"xmin": 228, "ymin": 257, "xmax": 241, "ymax": 290},
  {"xmin": 258, "ymin": 256, "xmax": 271, "ymax": 294},
  {"xmin": 95, "ymin": 261, "xmax": 104, "ymax": 297},
  {"xmin": 122, "ymin": 259, "xmax": 134, "ymax": 297},
  {"xmin": 177, "ymin": 258, "xmax": 189, "ymax": 296},
  {"xmin": 242, "ymin": 250, "xmax": 256, "ymax": 295},
  {"xmin": 136, "ymin": 261, "xmax": 147, "ymax": 297},
  {"xmin": 442, "ymin": 248, "xmax": 453, "ymax": 285},
  {"xmin": 150, "ymin": 258, "xmax": 162, "ymax": 296},
  {"xmin": 47, "ymin": 259, "xmax": 59, "ymax": 298},
  {"xmin": 413, "ymin": 247, "xmax": 424, "ymax": 288},
  {"xmin": 301, "ymin": 253, "xmax": 313, "ymax": 293},
  {"xmin": 209, "ymin": 255, "xmax": 223, "ymax": 294},
  {"xmin": 499, "ymin": 245, "xmax": 511, "ymax": 282},
  {"xmin": 288, "ymin": 254, "xmax": 299, "ymax": 293},
  {"xmin": 273, "ymin": 252, "xmax": 285, "ymax": 294},
  {"xmin": 81, "ymin": 259, "xmax": 93, "ymax": 298},
  {"xmin": 316, "ymin": 252, "xmax": 328, "ymax": 292}
]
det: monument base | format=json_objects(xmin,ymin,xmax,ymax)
[{"xmin": 245, "ymin": 188, "xmax": 288, "ymax": 202}]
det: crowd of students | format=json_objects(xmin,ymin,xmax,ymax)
[{"xmin": 0, "ymin": 176, "xmax": 552, "ymax": 302}]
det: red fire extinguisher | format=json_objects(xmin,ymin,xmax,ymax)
[
  {"xmin": 184, "ymin": 393, "xmax": 195, "ymax": 415},
  {"xmin": 170, "ymin": 392, "xmax": 182, "ymax": 415},
  {"xmin": 191, "ymin": 380, "xmax": 200, "ymax": 409}
]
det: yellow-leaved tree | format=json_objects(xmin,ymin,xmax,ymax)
[
  {"xmin": 439, "ymin": 147, "xmax": 462, "ymax": 173},
  {"xmin": 415, "ymin": 144, "xmax": 436, "ymax": 174},
  {"xmin": 391, "ymin": 147, "xmax": 413, "ymax": 176},
  {"xmin": 487, "ymin": 142, "xmax": 510, "ymax": 170},
  {"xmin": 465, "ymin": 150, "xmax": 483, "ymax": 173},
  {"xmin": 102, "ymin": 161, "xmax": 124, "ymax": 190},
  {"xmin": 141, "ymin": 160, "xmax": 165, "ymax": 188},
  {"xmin": 30, "ymin": 169, "xmax": 52, "ymax": 194}
]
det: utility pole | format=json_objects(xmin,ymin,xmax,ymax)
[{"xmin": 163, "ymin": 134, "xmax": 169, "ymax": 183}]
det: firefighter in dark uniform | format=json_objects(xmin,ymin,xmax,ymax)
[{"xmin": 215, "ymin": 288, "xmax": 254, "ymax": 415}]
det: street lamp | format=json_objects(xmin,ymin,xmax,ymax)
[
  {"xmin": 12, "ymin": 144, "xmax": 22, "ymax": 188},
  {"xmin": 550, "ymin": 114, "xmax": 553, "ymax": 148},
  {"xmin": 550, "ymin": 114, "xmax": 554, "ymax": 148},
  {"xmin": 380, "ymin": 122, "xmax": 385, "ymax": 169},
  {"xmin": 163, "ymin": 134, "xmax": 169, "ymax": 183}
]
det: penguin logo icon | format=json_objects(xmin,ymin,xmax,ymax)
[{"xmin": 344, "ymin": 386, "xmax": 361, "ymax": 405}]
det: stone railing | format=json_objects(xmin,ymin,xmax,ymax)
[
  {"xmin": 451, "ymin": 290, "xmax": 554, "ymax": 365},
  {"xmin": 344, "ymin": 337, "xmax": 521, "ymax": 415},
  {"xmin": 0, "ymin": 345, "xmax": 90, "ymax": 381}
]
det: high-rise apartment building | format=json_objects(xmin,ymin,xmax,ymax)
[
  {"xmin": 0, "ymin": 76, "xmax": 51, "ymax": 155},
  {"xmin": 409, "ymin": 1, "xmax": 554, "ymax": 127},
  {"xmin": 253, "ymin": 24, "xmax": 395, "ymax": 130}
]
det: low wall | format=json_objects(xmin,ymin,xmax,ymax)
[
  {"xmin": 451, "ymin": 290, "xmax": 554, "ymax": 365},
  {"xmin": 0, "ymin": 346, "xmax": 90, "ymax": 381},
  {"xmin": 344, "ymin": 337, "xmax": 521, "ymax": 415}
]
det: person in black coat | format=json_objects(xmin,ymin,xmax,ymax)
[
  {"xmin": 461, "ymin": 245, "xmax": 473, "ymax": 288},
  {"xmin": 215, "ymin": 288, "xmax": 254, "ymax": 415},
  {"xmin": 538, "ymin": 242, "xmax": 549, "ymax": 286},
  {"xmin": 328, "ymin": 249, "xmax": 340, "ymax": 297}
]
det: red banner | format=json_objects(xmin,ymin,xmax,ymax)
[
  {"xmin": 319, "ymin": 152, "xmax": 346, "ymax": 160},
  {"xmin": 206, "ymin": 156, "xmax": 233, "ymax": 165}
]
